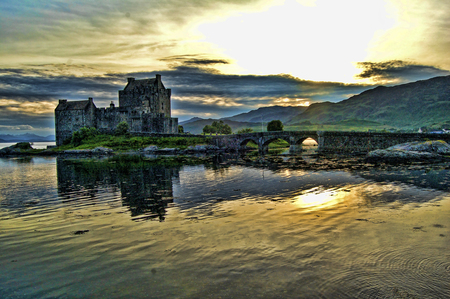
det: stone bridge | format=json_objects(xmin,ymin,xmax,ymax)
[{"xmin": 211, "ymin": 131, "xmax": 450, "ymax": 154}]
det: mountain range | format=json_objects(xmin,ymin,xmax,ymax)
[
  {"xmin": 0, "ymin": 133, "xmax": 55, "ymax": 143},
  {"xmin": 181, "ymin": 75, "xmax": 450, "ymax": 133},
  {"xmin": 289, "ymin": 75, "xmax": 450, "ymax": 128}
]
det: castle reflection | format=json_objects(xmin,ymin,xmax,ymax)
[{"xmin": 56, "ymin": 157, "xmax": 180, "ymax": 221}]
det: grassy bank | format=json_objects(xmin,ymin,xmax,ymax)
[{"xmin": 55, "ymin": 134, "xmax": 212, "ymax": 151}]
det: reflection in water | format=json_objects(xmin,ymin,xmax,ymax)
[
  {"xmin": 293, "ymin": 187, "xmax": 347, "ymax": 210},
  {"xmin": 56, "ymin": 158, "xmax": 180, "ymax": 221},
  {"xmin": 1, "ymin": 156, "xmax": 450, "ymax": 298}
]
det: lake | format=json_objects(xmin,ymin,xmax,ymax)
[
  {"xmin": 0, "ymin": 142, "xmax": 56, "ymax": 150},
  {"xmin": 0, "ymin": 155, "xmax": 449, "ymax": 298}
]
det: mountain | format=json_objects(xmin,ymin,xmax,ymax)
[
  {"xmin": 0, "ymin": 134, "xmax": 56, "ymax": 142},
  {"xmin": 179, "ymin": 105, "xmax": 308, "ymax": 134},
  {"xmin": 288, "ymin": 76, "xmax": 450, "ymax": 129},
  {"xmin": 181, "ymin": 118, "xmax": 261, "ymax": 134},
  {"xmin": 179, "ymin": 117, "xmax": 204, "ymax": 126},
  {"xmin": 222, "ymin": 105, "xmax": 307, "ymax": 123}
]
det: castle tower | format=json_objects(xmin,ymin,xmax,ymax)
[{"xmin": 118, "ymin": 74, "xmax": 171, "ymax": 117}]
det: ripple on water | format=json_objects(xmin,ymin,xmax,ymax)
[{"xmin": 1, "ymin": 159, "xmax": 450, "ymax": 298}]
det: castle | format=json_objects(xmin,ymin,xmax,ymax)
[{"xmin": 55, "ymin": 75, "xmax": 178, "ymax": 145}]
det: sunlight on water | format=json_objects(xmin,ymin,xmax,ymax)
[{"xmin": 293, "ymin": 187, "xmax": 348, "ymax": 210}]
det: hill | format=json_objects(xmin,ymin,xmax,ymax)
[
  {"xmin": 0, "ymin": 134, "xmax": 56, "ymax": 142},
  {"xmin": 181, "ymin": 119, "xmax": 260, "ymax": 134},
  {"xmin": 180, "ymin": 105, "xmax": 307, "ymax": 134},
  {"xmin": 288, "ymin": 75, "xmax": 450, "ymax": 129},
  {"xmin": 222, "ymin": 105, "xmax": 307, "ymax": 123}
]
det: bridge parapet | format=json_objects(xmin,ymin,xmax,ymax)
[
  {"xmin": 211, "ymin": 131, "xmax": 450, "ymax": 154},
  {"xmin": 317, "ymin": 131, "xmax": 450, "ymax": 154},
  {"xmin": 212, "ymin": 131, "xmax": 319, "ymax": 153}
]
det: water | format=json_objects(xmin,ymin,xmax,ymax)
[
  {"xmin": 0, "ymin": 142, "xmax": 56, "ymax": 150},
  {"xmin": 0, "ymin": 156, "xmax": 449, "ymax": 298}
]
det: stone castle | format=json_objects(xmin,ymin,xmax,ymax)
[{"xmin": 55, "ymin": 75, "xmax": 178, "ymax": 145}]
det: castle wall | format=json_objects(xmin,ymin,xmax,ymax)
[
  {"xmin": 55, "ymin": 100, "xmax": 96, "ymax": 145},
  {"xmin": 95, "ymin": 107, "xmax": 129, "ymax": 134}
]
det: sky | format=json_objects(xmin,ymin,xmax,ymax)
[{"xmin": 0, "ymin": 0, "xmax": 449, "ymax": 136}]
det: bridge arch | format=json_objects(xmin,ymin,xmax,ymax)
[{"xmin": 239, "ymin": 138, "xmax": 259, "ymax": 149}]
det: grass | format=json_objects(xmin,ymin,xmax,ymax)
[{"xmin": 55, "ymin": 135, "xmax": 212, "ymax": 151}]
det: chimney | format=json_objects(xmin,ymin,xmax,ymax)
[
  {"xmin": 88, "ymin": 97, "xmax": 93, "ymax": 103},
  {"xmin": 127, "ymin": 77, "xmax": 135, "ymax": 83},
  {"xmin": 156, "ymin": 74, "xmax": 161, "ymax": 82},
  {"xmin": 59, "ymin": 99, "xmax": 67, "ymax": 104},
  {"xmin": 110, "ymin": 101, "xmax": 115, "ymax": 108}
]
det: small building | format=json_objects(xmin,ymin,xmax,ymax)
[{"xmin": 55, "ymin": 75, "xmax": 178, "ymax": 145}]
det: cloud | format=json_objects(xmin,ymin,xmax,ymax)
[
  {"xmin": 355, "ymin": 60, "xmax": 450, "ymax": 84},
  {"xmin": 1, "ymin": 60, "xmax": 446, "ymax": 133},
  {"xmin": 160, "ymin": 55, "xmax": 230, "ymax": 67},
  {"xmin": 0, "ymin": 64, "xmax": 373, "ymax": 131},
  {"xmin": 367, "ymin": 0, "xmax": 450, "ymax": 71}
]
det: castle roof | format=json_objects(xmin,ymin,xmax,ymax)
[
  {"xmin": 123, "ymin": 75, "xmax": 164, "ymax": 90},
  {"xmin": 55, "ymin": 99, "xmax": 96, "ymax": 111}
]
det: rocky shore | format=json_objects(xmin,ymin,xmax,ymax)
[{"xmin": 366, "ymin": 140, "xmax": 450, "ymax": 164}]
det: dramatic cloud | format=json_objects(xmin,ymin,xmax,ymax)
[
  {"xmin": 355, "ymin": 61, "xmax": 450, "ymax": 84},
  {"xmin": 0, "ymin": 0, "xmax": 449, "ymax": 135},
  {"xmin": 0, "ymin": 65, "xmax": 374, "ymax": 133}
]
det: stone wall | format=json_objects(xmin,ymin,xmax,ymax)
[
  {"xmin": 211, "ymin": 131, "xmax": 450, "ymax": 154},
  {"xmin": 317, "ymin": 131, "xmax": 450, "ymax": 154}
]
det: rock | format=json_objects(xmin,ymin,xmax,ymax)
[
  {"xmin": 0, "ymin": 147, "xmax": 17, "ymax": 155},
  {"xmin": 63, "ymin": 149, "xmax": 92, "ymax": 154},
  {"xmin": 186, "ymin": 145, "xmax": 220, "ymax": 152},
  {"xmin": 0, "ymin": 142, "xmax": 32, "ymax": 155},
  {"xmin": 92, "ymin": 147, "xmax": 113, "ymax": 154},
  {"xmin": 366, "ymin": 140, "xmax": 450, "ymax": 163},
  {"xmin": 142, "ymin": 145, "xmax": 158, "ymax": 152},
  {"xmin": 158, "ymin": 148, "xmax": 178, "ymax": 153},
  {"xmin": 389, "ymin": 140, "xmax": 450, "ymax": 154}
]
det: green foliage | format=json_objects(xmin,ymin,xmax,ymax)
[
  {"xmin": 203, "ymin": 125, "xmax": 215, "ymax": 134},
  {"xmin": 267, "ymin": 120, "xmax": 284, "ymax": 131},
  {"xmin": 178, "ymin": 125, "xmax": 184, "ymax": 133},
  {"xmin": 72, "ymin": 131, "xmax": 83, "ymax": 146},
  {"xmin": 58, "ymin": 134, "xmax": 210, "ymax": 151},
  {"xmin": 203, "ymin": 120, "xmax": 232, "ymax": 135},
  {"xmin": 237, "ymin": 128, "xmax": 254, "ymax": 134},
  {"xmin": 71, "ymin": 127, "xmax": 99, "ymax": 146},
  {"xmin": 13, "ymin": 142, "xmax": 33, "ymax": 150},
  {"xmin": 115, "ymin": 121, "xmax": 129, "ymax": 136}
]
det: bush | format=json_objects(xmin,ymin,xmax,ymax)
[
  {"xmin": 115, "ymin": 121, "xmax": 129, "ymax": 135},
  {"xmin": 237, "ymin": 128, "xmax": 254, "ymax": 134},
  {"xmin": 71, "ymin": 131, "xmax": 83, "ymax": 146},
  {"xmin": 71, "ymin": 127, "xmax": 99, "ymax": 146},
  {"xmin": 178, "ymin": 125, "xmax": 184, "ymax": 133},
  {"xmin": 14, "ymin": 142, "xmax": 33, "ymax": 150},
  {"xmin": 267, "ymin": 120, "xmax": 283, "ymax": 131}
]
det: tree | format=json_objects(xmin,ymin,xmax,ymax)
[
  {"xmin": 237, "ymin": 128, "xmax": 254, "ymax": 134},
  {"xmin": 221, "ymin": 123, "xmax": 232, "ymax": 134},
  {"xmin": 202, "ymin": 125, "xmax": 216, "ymax": 134},
  {"xmin": 203, "ymin": 120, "xmax": 232, "ymax": 134},
  {"xmin": 115, "ymin": 121, "xmax": 129, "ymax": 135},
  {"xmin": 267, "ymin": 120, "xmax": 283, "ymax": 131},
  {"xmin": 178, "ymin": 125, "xmax": 184, "ymax": 133}
]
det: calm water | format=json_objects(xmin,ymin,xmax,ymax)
[
  {"xmin": 0, "ymin": 156, "xmax": 449, "ymax": 298},
  {"xmin": 0, "ymin": 142, "xmax": 56, "ymax": 150}
]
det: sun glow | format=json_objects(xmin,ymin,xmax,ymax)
[{"xmin": 293, "ymin": 187, "xmax": 347, "ymax": 211}]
